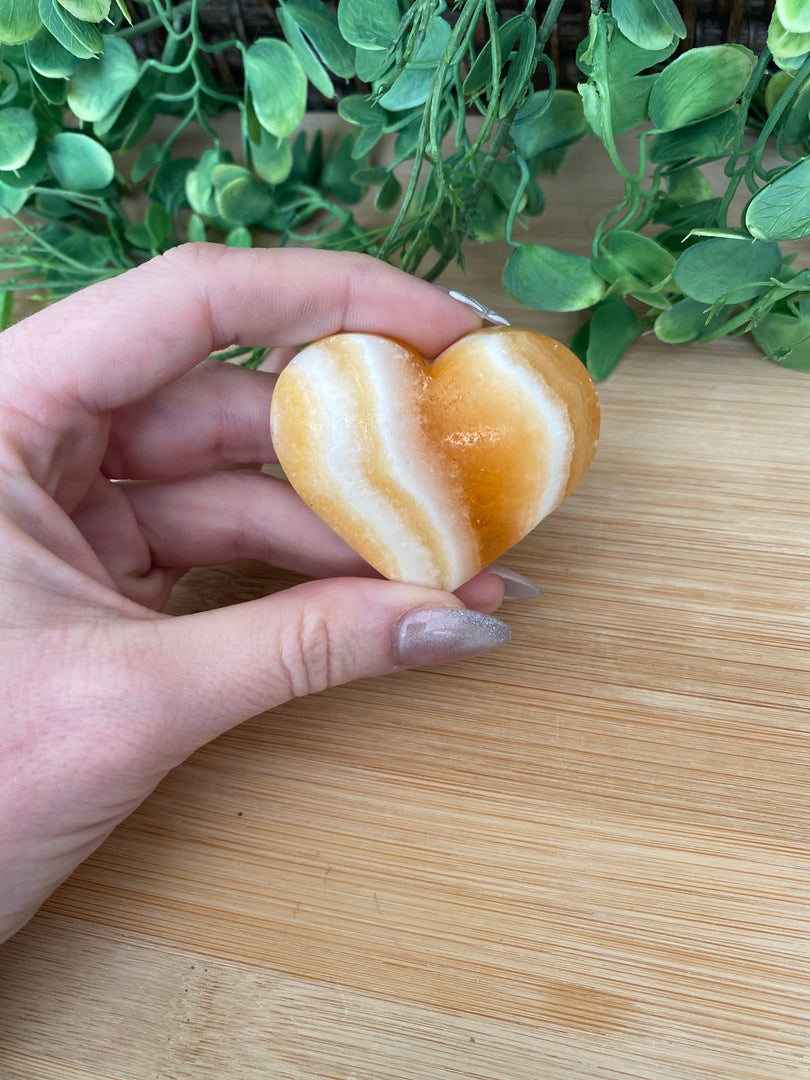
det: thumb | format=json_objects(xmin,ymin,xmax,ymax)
[{"xmin": 127, "ymin": 578, "xmax": 511, "ymax": 766}]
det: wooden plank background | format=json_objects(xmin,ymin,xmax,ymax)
[{"xmin": 1, "ymin": 128, "xmax": 809, "ymax": 1079}]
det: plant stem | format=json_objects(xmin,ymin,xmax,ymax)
[{"xmin": 116, "ymin": 0, "xmax": 214, "ymax": 39}]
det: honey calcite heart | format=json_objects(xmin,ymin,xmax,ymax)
[{"xmin": 270, "ymin": 326, "xmax": 600, "ymax": 591}]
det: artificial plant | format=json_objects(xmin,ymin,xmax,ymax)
[{"xmin": 0, "ymin": 0, "xmax": 809, "ymax": 374}]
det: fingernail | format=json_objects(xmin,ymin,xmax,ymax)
[
  {"xmin": 436, "ymin": 285, "xmax": 511, "ymax": 326},
  {"xmin": 394, "ymin": 607, "xmax": 512, "ymax": 668},
  {"xmin": 488, "ymin": 563, "xmax": 543, "ymax": 600}
]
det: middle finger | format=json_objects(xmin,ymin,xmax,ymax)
[{"xmin": 103, "ymin": 362, "xmax": 278, "ymax": 480}]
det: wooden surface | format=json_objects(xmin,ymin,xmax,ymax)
[{"xmin": 2, "ymin": 132, "xmax": 810, "ymax": 1079}]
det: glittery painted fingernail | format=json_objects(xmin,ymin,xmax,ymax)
[
  {"xmin": 393, "ymin": 607, "xmax": 512, "ymax": 668},
  {"xmin": 436, "ymin": 286, "xmax": 511, "ymax": 326},
  {"xmin": 488, "ymin": 563, "xmax": 543, "ymax": 600}
]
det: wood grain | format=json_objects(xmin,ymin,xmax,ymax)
[{"xmin": 1, "ymin": 132, "xmax": 809, "ymax": 1080}]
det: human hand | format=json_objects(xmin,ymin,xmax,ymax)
[{"xmin": 0, "ymin": 244, "xmax": 520, "ymax": 943}]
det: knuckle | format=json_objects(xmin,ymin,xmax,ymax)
[{"xmin": 276, "ymin": 606, "xmax": 336, "ymax": 699}]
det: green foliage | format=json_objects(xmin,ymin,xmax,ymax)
[
  {"xmin": 0, "ymin": 0, "xmax": 42, "ymax": 45},
  {"xmin": 648, "ymin": 45, "xmax": 755, "ymax": 131},
  {"xmin": 570, "ymin": 298, "xmax": 641, "ymax": 379},
  {"xmin": 673, "ymin": 238, "xmax": 783, "ymax": 304},
  {"xmin": 746, "ymin": 157, "xmax": 810, "ymax": 241},
  {"xmin": 752, "ymin": 310, "xmax": 810, "ymax": 370},
  {"xmin": 777, "ymin": 0, "xmax": 810, "ymax": 35},
  {"xmin": 66, "ymin": 37, "xmax": 138, "ymax": 121},
  {"xmin": 504, "ymin": 244, "xmax": 605, "ymax": 311},
  {"xmin": 37, "ymin": 0, "xmax": 103, "ymax": 58},
  {"xmin": 0, "ymin": 0, "xmax": 808, "ymax": 378},
  {"xmin": 337, "ymin": 0, "xmax": 400, "ymax": 51},
  {"xmin": 0, "ymin": 106, "xmax": 37, "ymax": 168},
  {"xmin": 244, "ymin": 39, "xmax": 307, "ymax": 137},
  {"xmin": 378, "ymin": 14, "xmax": 450, "ymax": 111},
  {"xmin": 47, "ymin": 131, "xmax": 114, "ymax": 189},
  {"xmin": 611, "ymin": 0, "xmax": 685, "ymax": 52}
]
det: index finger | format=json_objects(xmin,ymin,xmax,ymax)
[{"xmin": 2, "ymin": 244, "xmax": 483, "ymax": 412}]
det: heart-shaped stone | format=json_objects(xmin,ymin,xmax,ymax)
[{"xmin": 270, "ymin": 326, "xmax": 600, "ymax": 590}]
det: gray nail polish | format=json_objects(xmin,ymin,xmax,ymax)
[
  {"xmin": 394, "ymin": 607, "xmax": 512, "ymax": 668},
  {"xmin": 436, "ymin": 285, "xmax": 511, "ymax": 326},
  {"xmin": 488, "ymin": 563, "xmax": 543, "ymax": 600}
]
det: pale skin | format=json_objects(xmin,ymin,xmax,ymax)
[{"xmin": 0, "ymin": 244, "xmax": 510, "ymax": 944}]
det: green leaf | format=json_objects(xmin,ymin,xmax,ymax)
[
  {"xmin": 244, "ymin": 39, "xmax": 307, "ymax": 138},
  {"xmin": 350, "ymin": 165, "xmax": 389, "ymax": 184},
  {"xmin": 284, "ymin": 0, "xmax": 355, "ymax": 78},
  {"xmin": 124, "ymin": 221, "xmax": 151, "ymax": 251},
  {"xmin": 54, "ymin": 0, "xmax": 108, "ymax": 21},
  {"xmin": 394, "ymin": 113, "xmax": 422, "ymax": 157},
  {"xmin": 277, "ymin": 3, "xmax": 335, "ymax": 100},
  {"xmin": 463, "ymin": 15, "xmax": 526, "ymax": 97},
  {"xmin": 337, "ymin": 94, "xmax": 390, "ymax": 157},
  {"xmin": 571, "ymin": 299, "xmax": 641, "ymax": 380},
  {"xmin": 779, "ymin": 75, "xmax": 810, "ymax": 149},
  {"xmin": 47, "ymin": 130, "xmax": 113, "ymax": 189},
  {"xmin": 322, "ymin": 131, "xmax": 366, "ymax": 202},
  {"xmin": 752, "ymin": 312, "xmax": 810, "ymax": 370},
  {"xmin": 577, "ymin": 82, "xmax": 602, "ymax": 140},
  {"xmin": 0, "ymin": 289, "xmax": 13, "ymax": 331},
  {"xmin": 648, "ymin": 45, "xmax": 755, "ymax": 131},
  {"xmin": 665, "ymin": 165, "xmax": 714, "ymax": 205},
  {"xmin": 577, "ymin": 19, "xmax": 677, "ymax": 77},
  {"xmin": 608, "ymin": 74, "xmax": 658, "ymax": 135},
  {"xmin": 379, "ymin": 15, "xmax": 451, "ymax": 111},
  {"xmin": 777, "ymin": 0, "xmax": 810, "ymax": 34},
  {"xmin": 225, "ymin": 226, "xmax": 252, "ymax": 247},
  {"xmin": 373, "ymin": 170, "xmax": 401, "ymax": 213},
  {"xmin": 649, "ymin": 109, "xmax": 737, "ymax": 165},
  {"xmin": 337, "ymin": 93, "xmax": 389, "ymax": 129},
  {"xmin": 768, "ymin": 10, "xmax": 810, "ymax": 59},
  {"xmin": 653, "ymin": 298, "xmax": 734, "ymax": 343},
  {"xmin": 0, "ymin": 106, "xmax": 37, "ymax": 169},
  {"xmin": 67, "ymin": 37, "xmax": 139, "ymax": 123},
  {"xmin": 29, "ymin": 63, "xmax": 65, "ymax": 103},
  {"xmin": 595, "ymin": 230, "xmax": 675, "ymax": 293},
  {"xmin": 212, "ymin": 165, "xmax": 273, "ymax": 225},
  {"xmin": 467, "ymin": 187, "xmax": 507, "ymax": 243},
  {"xmin": 116, "ymin": 98, "xmax": 156, "ymax": 153},
  {"xmin": 145, "ymin": 200, "xmax": 171, "ymax": 249},
  {"xmin": 503, "ymin": 243, "xmax": 606, "ymax": 312},
  {"xmin": 25, "ymin": 26, "xmax": 79, "ymax": 75},
  {"xmin": 772, "ymin": 47, "xmax": 810, "ymax": 72},
  {"xmin": 612, "ymin": 0, "xmax": 683, "ymax": 51},
  {"xmin": 0, "ymin": 139, "xmax": 46, "ymax": 186},
  {"xmin": 34, "ymin": 191, "xmax": 72, "ymax": 216},
  {"xmin": 0, "ymin": 0, "xmax": 41, "ymax": 44},
  {"xmin": 0, "ymin": 177, "xmax": 30, "ymax": 215},
  {"xmin": 765, "ymin": 70, "xmax": 793, "ymax": 113},
  {"xmin": 184, "ymin": 148, "xmax": 222, "ymax": 217},
  {"xmin": 130, "ymin": 141, "xmax": 161, "ymax": 183},
  {"xmin": 351, "ymin": 123, "xmax": 384, "ymax": 158},
  {"xmin": 745, "ymin": 158, "xmax": 810, "ymax": 241},
  {"xmin": 0, "ymin": 60, "xmax": 20, "ymax": 106},
  {"xmin": 510, "ymin": 89, "xmax": 586, "ymax": 158},
  {"xmin": 187, "ymin": 213, "xmax": 206, "ymax": 243},
  {"xmin": 151, "ymin": 156, "xmax": 193, "ymax": 216},
  {"xmin": 355, "ymin": 45, "xmax": 391, "ymax": 82},
  {"xmin": 337, "ymin": 0, "xmax": 400, "ymax": 51},
  {"xmin": 499, "ymin": 18, "xmax": 536, "ymax": 118},
  {"xmin": 673, "ymin": 237, "xmax": 783, "ymax": 304},
  {"xmin": 38, "ymin": 0, "xmax": 102, "ymax": 59},
  {"xmin": 250, "ymin": 128, "xmax": 293, "ymax": 184}
]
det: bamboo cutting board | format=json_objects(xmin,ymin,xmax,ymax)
[{"xmin": 1, "ymin": 134, "xmax": 810, "ymax": 1079}]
